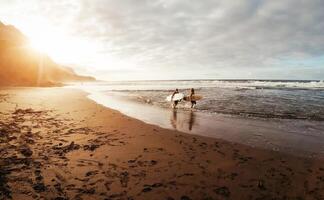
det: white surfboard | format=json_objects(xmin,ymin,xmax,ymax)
[{"xmin": 166, "ymin": 93, "xmax": 184, "ymax": 102}]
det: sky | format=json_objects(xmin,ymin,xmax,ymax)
[{"xmin": 0, "ymin": 0, "xmax": 324, "ymax": 80}]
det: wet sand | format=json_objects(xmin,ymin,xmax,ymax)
[
  {"xmin": 0, "ymin": 87, "xmax": 324, "ymax": 200},
  {"xmin": 87, "ymin": 91, "xmax": 324, "ymax": 157}
]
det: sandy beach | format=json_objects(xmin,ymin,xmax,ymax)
[{"xmin": 0, "ymin": 87, "xmax": 324, "ymax": 200}]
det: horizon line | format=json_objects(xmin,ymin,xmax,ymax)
[{"xmin": 94, "ymin": 78, "xmax": 323, "ymax": 82}]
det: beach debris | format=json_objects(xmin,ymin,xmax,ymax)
[
  {"xmin": 85, "ymin": 170, "xmax": 98, "ymax": 177},
  {"xmin": 77, "ymin": 187, "xmax": 96, "ymax": 194},
  {"xmin": 83, "ymin": 144, "xmax": 100, "ymax": 151},
  {"xmin": 13, "ymin": 108, "xmax": 43, "ymax": 115},
  {"xmin": 150, "ymin": 160, "xmax": 157, "ymax": 165},
  {"xmin": 258, "ymin": 180, "xmax": 266, "ymax": 190},
  {"xmin": 214, "ymin": 186, "xmax": 230, "ymax": 197},
  {"xmin": 33, "ymin": 183, "xmax": 46, "ymax": 192},
  {"xmin": 136, "ymin": 160, "xmax": 158, "ymax": 167},
  {"xmin": 0, "ymin": 169, "xmax": 11, "ymax": 199},
  {"xmin": 52, "ymin": 141, "xmax": 80, "ymax": 155},
  {"xmin": 19, "ymin": 145, "xmax": 33, "ymax": 157},
  {"xmin": 177, "ymin": 173, "xmax": 194, "ymax": 178},
  {"xmin": 180, "ymin": 195, "xmax": 192, "ymax": 200},
  {"xmin": 142, "ymin": 187, "xmax": 152, "ymax": 192},
  {"xmin": 141, "ymin": 183, "xmax": 164, "ymax": 194},
  {"xmin": 151, "ymin": 183, "xmax": 163, "ymax": 188},
  {"xmin": 66, "ymin": 127, "xmax": 92, "ymax": 135},
  {"xmin": 119, "ymin": 171, "xmax": 129, "ymax": 187},
  {"xmin": 128, "ymin": 159, "xmax": 136, "ymax": 163}
]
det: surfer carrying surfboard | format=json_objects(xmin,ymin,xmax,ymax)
[
  {"xmin": 171, "ymin": 88, "xmax": 180, "ymax": 108},
  {"xmin": 183, "ymin": 88, "xmax": 202, "ymax": 108},
  {"xmin": 189, "ymin": 88, "xmax": 196, "ymax": 108},
  {"xmin": 166, "ymin": 89, "xmax": 184, "ymax": 108}
]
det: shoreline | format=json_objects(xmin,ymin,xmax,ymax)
[
  {"xmin": 86, "ymin": 90, "xmax": 324, "ymax": 158},
  {"xmin": 1, "ymin": 87, "xmax": 324, "ymax": 199}
]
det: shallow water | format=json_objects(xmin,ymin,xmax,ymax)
[
  {"xmin": 70, "ymin": 80, "xmax": 324, "ymax": 120},
  {"xmin": 67, "ymin": 80, "xmax": 324, "ymax": 157},
  {"xmin": 87, "ymin": 91, "xmax": 324, "ymax": 157}
]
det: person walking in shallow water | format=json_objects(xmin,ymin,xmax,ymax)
[
  {"xmin": 189, "ymin": 88, "xmax": 196, "ymax": 108},
  {"xmin": 171, "ymin": 88, "xmax": 180, "ymax": 108}
]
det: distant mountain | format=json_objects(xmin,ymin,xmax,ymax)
[{"xmin": 0, "ymin": 21, "xmax": 95, "ymax": 86}]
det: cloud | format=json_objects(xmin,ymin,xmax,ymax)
[{"xmin": 1, "ymin": 0, "xmax": 324, "ymax": 79}]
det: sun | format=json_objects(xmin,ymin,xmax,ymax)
[
  {"xmin": 14, "ymin": 17, "xmax": 118, "ymax": 73},
  {"xmin": 28, "ymin": 31, "xmax": 70, "ymax": 59},
  {"xmin": 28, "ymin": 32, "xmax": 102, "ymax": 67},
  {"xmin": 26, "ymin": 25, "xmax": 68, "ymax": 60},
  {"xmin": 21, "ymin": 20, "xmax": 97, "ymax": 65},
  {"xmin": 29, "ymin": 27, "xmax": 96, "ymax": 63},
  {"xmin": 29, "ymin": 36, "xmax": 50, "ymax": 54}
]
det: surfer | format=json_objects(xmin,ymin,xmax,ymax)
[
  {"xmin": 189, "ymin": 88, "xmax": 196, "ymax": 108},
  {"xmin": 171, "ymin": 88, "xmax": 180, "ymax": 108}
]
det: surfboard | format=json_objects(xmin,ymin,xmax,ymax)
[
  {"xmin": 166, "ymin": 93, "xmax": 184, "ymax": 101},
  {"xmin": 183, "ymin": 95, "xmax": 203, "ymax": 101}
]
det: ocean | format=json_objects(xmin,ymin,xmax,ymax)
[{"xmin": 67, "ymin": 79, "xmax": 324, "ymax": 157}]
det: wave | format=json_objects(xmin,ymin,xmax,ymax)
[
  {"xmin": 210, "ymin": 80, "xmax": 324, "ymax": 90},
  {"xmin": 200, "ymin": 109, "xmax": 324, "ymax": 121},
  {"xmin": 105, "ymin": 86, "xmax": 324, "ymax": 121},
  {"xmin": 110, "ymin": 80, "xmax": 323, "ymax": 90},
  {"xmin": 67, "ymin": 79, "xmax": 324, "ymax": 92},
  {"xmin": 67, "ymin": 79, "xmax": 324, "ymax": 121}
]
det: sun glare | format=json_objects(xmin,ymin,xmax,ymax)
[
  {"xmin": 28, "ymin": 30, "xmax": 96, "ymax": 63},
  {"xmin": 19, "ymin": 19, "xmax": 99, "ymax": 66},
  {"xmin": 9, "ymin": 17, "xmax": 120, "ymax": 72},
  {"xmin": 29, "ymin": 37, "xmax": 49, "ymax": 53}
]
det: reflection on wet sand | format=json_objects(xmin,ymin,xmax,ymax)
[
  {"xmin": 170, "ymin": 109, "xmax": 196, "ymax": 131},
  {"xmin": 189, "ymin": 110, "xmax": 195, "ymax": 131},
  {"xmin": 170, "ymin": 109, "xmax": 177, "ymax": 129},
  {"xmin": 88, "ymin": 92, "xmax": 324, "ymax": 156}
]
